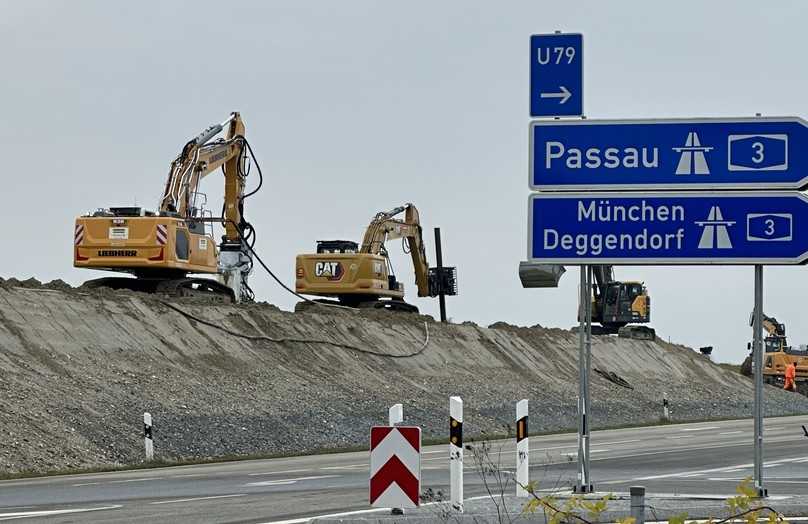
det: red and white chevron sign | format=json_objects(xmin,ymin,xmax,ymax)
[{"xmin": 369, "ymin": 426, "xmax": 421, "ymax": 508}]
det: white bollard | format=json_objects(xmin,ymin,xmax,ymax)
[
  {"xmin": 389, "ymin": 403, "xmax": 405, "ymax": 515},
  {"xmin": 450, "ymin": 396, "xmax": 463, "ymax": 512},
  {"xmin": 144, "ymin": 412, "xmax": 154, "ymax": 461},
  {"xmin": 662, "ymin": 393, "xmax": 670, "ymax": 422},
  {"xmin": 389, "ymin": 404, "xmax": 403, "ymax": 426},
  {"xmin": 516, "ymin": 399, "xmax": 529, "ymax": 497}
]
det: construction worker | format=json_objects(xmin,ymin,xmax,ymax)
[{"xmin": 784, "ymin": 362, "xmax": 797, "ymax": 392}]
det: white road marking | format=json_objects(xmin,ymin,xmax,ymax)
[
  {"xmin": 150, "ymin": 494, "xmax": 246, "ymax": 505},
  {"xmin": 597, "ymin": 439, "xmax": 642, "ymax": 446},
  {"xmin": 73, "ymin": 477, "xmax": 155, "ymax": 487},
  {"xmin": 563, "ymin": 449, "xmax": 610, "ymax": 457},
  {"xmin": 666, "ymin": 435, "xmax": 695, "ymax": 439},
  {"xmin": 248, "ymin": 468, "xmax": 312, "ymax": 476},
  {"xmin": 0, "ymin": 505, "xmax": 121, "ymax": 521},
  {"xmin": 681, "ymin": 426, "xmax": 719, "ymax": 432},
  {"xmin": 718, "ymin": 431, "xmax": 743, "ymax": 435},
  {"xmin": 321, "ymin": 464, "xmax": 367, "ymax": 470},
  {"xmin": 246, "ymin": 475, "xmax": 339, "ymax": 487}
]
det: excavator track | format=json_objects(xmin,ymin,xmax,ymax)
[{"xmin": 81, "ymin": 277, "xmax": 235, "ymax": 303}]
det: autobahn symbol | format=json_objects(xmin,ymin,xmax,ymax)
[
  {"xmin": 369, "ymin": 426, "xmax": 421, "ymax": 508},
  {"xmin": 673, "ymin": 132, "xmax": 713, "ymax": 175},
  {"xmin": 696, "ymin": 206, "xmax": 734, "ymax": 249},
  {"xmin": 529, "ymin": 117, "xmax": 808, "ymax": 190},
  {"xmin": 528, "ymin": 192, "xmax": 808, "ymax": 265}
]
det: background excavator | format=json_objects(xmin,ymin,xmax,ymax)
[
  {"xmin": 519, "ymin": 263, "xmax": 654, "ymax": 340},
  {"xmin": 740, "ymin": 312, "xmax": 808, "ymax": 393},
  {"xmin": 74, "ymin": 112, "xmax": 260, "ymax": 302},
  {"xmin": 295, "ymin": 204, "xmax": 458, "ymax": 313}
]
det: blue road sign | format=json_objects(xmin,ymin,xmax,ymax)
[
  {"xmin": 530, "ymin": 33, "xmax": 583, "ymax": 118},
  {"xmin": 528, "ymin": 192, "xmax": 808, "ymax": 265},
  {"xmin": 529, "ymin": 117, "xmax": 808, "ymax": 190}
]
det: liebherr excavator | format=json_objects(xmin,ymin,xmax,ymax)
[
  {"xmin": 741, "ymin": 312, "xmax": 808, "ymax": 393},
  {"xmin": 295, "ymin": 204, "xmax": 458, "ymax": 313},
  {"xmin": 519, "ymin": 263, "xmax": 654, "ymax": 340},
  {"xmin": 74, "ymin": 112, "xmax": 259, "ymax": 302}
]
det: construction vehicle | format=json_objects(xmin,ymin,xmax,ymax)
[
  {"xmin": 295, "ymin": 204, "xmax": 458, "ymax": 313},
  {"xmin": 519, "ymin": 263, "xmax": 654, "ymax": 340},
  {"xmin": 740, "ymin": 312, "xmax": 808, "ymax": 393},
  {"xmin": 74, "ymin": 112, "xmax": 259, "ymax": 302}
]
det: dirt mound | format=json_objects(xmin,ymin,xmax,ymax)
[{"xmin": 0, "ymin": 284, "xmax": 805, "ymax": 475}]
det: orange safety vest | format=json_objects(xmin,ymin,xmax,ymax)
[{"xmin": 786, "ymin": 364, "xmax": 797, "ymax": 380}]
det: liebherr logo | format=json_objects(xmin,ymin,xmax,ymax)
[{"xmin": 673, "ymin": 132, "xmax": 713, "ymax": 175}]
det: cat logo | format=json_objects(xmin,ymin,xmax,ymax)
[{"xmin": 314, "ymin": 261, "xmax": 344, "ymax": 281}]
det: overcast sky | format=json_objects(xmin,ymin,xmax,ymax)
[{"xmin": 2, "ymin": 1, "xmax": 806, "ymax": 363}]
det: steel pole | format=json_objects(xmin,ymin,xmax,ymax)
[
  {"xmin": 575, "ymin": 266, "xmax": 591, "ymax": 492},
  {"xmin": 753, "ymin": 265, "xmax": 767, "ymax": 497},
  {"xmin": 434, "ymin": 228, "xmax": 447, "ymax": 323},
  {"xmin": 584, "ymin": 265, "xmax": 592, "ymax": 491}
]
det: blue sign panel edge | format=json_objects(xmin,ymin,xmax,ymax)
[
  {"xmin": 528, "ymin": 116, "xmax": 808, "ymax": 191},
  {"xmin": 527, "ymin": 191, "xmax": 808, "ymax": 265}
]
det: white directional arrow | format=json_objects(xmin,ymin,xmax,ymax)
[{"xmin": 539, "ymin": 85, "xmax": 572, "ymax": 104}]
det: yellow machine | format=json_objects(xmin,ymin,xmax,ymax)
[
  {"xmin": 74, "ymin": 112, "xmax": 259, "ymax": 302},
  {"xmin": 519, "ymin": 263, "xmax": 654, "ymax": 340},
  {"xmin": 295, "ymin": 204, "xmax": 458, "ymax": 312},
  {"xmin": 741, "ymin": 312, "xmax": 808, "ymax": 393}
]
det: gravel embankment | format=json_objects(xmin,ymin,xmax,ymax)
[{"xmin": 1, "ymin": 277, "xmax": 806, "ymax": 475}]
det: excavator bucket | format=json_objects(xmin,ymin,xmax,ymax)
[{"xmin": 518, "ymin": 262, "xmax": 565, "ymax": 288}]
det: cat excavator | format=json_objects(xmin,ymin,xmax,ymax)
[
  {"xmin": 519, "ymin": 263, "xmax": 654, "ymax": 340},
  {"xmin": 295, "ymin": 204, "xmax": 458, "ymax": 313},
  {"xmin": 73, "ymin": 112, "xmax": 259, "ymax": 302},
  {"xmin": 740, "ymin": 312, "xmax": 808, "ymax": 393}
]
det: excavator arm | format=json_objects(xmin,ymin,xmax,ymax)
[
  {"xmin": 359, "ymin": 204, "xmax": 432, "ymax": 297},
  {"xmin": 160, "ymin": 112, "xmax": 247, "ymax": 242}
]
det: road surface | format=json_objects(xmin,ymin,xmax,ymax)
[{"xmin": 0, "ymin": 416, "xmax": 806, "ymax": 522}]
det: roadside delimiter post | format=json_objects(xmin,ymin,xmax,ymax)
[
  {"xmin": 450, "ymin": 396, "xmax": 463, "ymax": 512},
  {"xmin": 144, "ymin": 412, "xmax": 154, "ymax": 461},
  {"xmin": 516, "ymin": 399, "xmax": 529, "ymax": 497}
]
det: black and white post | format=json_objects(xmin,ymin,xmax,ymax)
[
  {"xmin": 516, "ymin": 399, "xmax": 529, "ymax": 497},
  {"xmin": 450, "ymin": 396, "xmax": 463, "ymax": 512},
  {"xmin": 662, "ymin": 393, "xmax": 670, "ymax": 422},
  {"xmin": 753, "ymin": 265, "xmax": 766, "ymax": 497},
  {"xmin": 144, "ymin": 412, "xmax": 154, "ymax": 461}
]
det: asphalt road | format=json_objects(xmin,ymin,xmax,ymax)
[{"xmin": 1, "ymin": 416, "xmax": 806, "ymax": 523}]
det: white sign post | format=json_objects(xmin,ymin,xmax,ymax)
[
  {"xmin": 516, "ymin": 399, "xmax": 529, "ymax": 497},
  {"xmin": 450, "ymin": 396, "xmax": 463, "ymax": 512},
  {"xmin": 389, "ymin": 404, "xmax": 403, "ymax": 426}
]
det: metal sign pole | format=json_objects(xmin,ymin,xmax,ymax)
[
  {"xmin": 584, "ymin": 265, "xmax": 593, "ymax": 491},
  {"xmin": 753, "ymin": 265, "xmax": 767, "ymax": 497},
  {"xmin": 575, "ymin": 265, "xmax": 592, "ymax": 492}
]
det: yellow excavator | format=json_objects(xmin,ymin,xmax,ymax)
[
  {"xmin": 519, "ymin": 263, "xmax": 654, "ymax": 340},
  {"xmin": 295, "ymin": 204, "xmax": 458, "ymax": 312},
  {"xmin": 74, "ymin": 112, "xmax": 260, "ymax": 302},
  {"xmin": 741, "ymin": 312, "xmax": 808, "ymax": 393}
]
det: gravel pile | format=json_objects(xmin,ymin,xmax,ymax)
[{"xmin": 0, "ymin": 279, "xmax": 806, "ymax": 475}]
